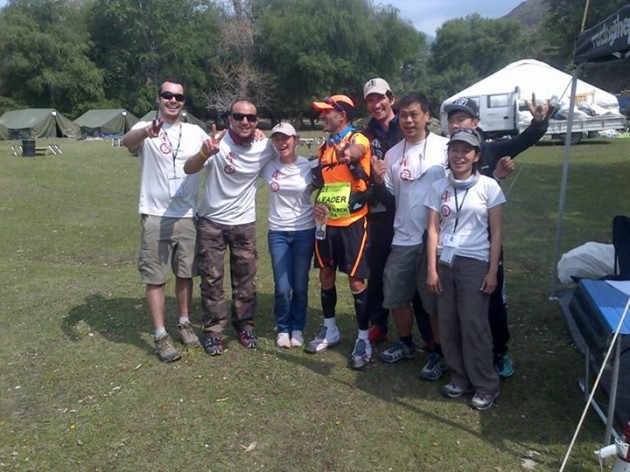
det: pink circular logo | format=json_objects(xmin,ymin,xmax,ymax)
[
  {"xmin": 440, "ymin": 205, "xmax": 451, "ymax": 217},
  {"xmin": 224, "ymin": 164, "xmax": 235, "ymax": 174},
  {"xmin": 270, "ymin": 182, "xmax": 280, "ymax": 192}
]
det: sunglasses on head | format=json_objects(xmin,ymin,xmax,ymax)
[
  {"xmin": 323, "ymin": 96, "xmax": 345, "ymax": 113},
  {"xmin": 160, "ymin": 91, "xmax": 185, "ymax": 102},
  {"xmin": 231, "ymin": 112, "xmax": 258, "ymax": 122}
]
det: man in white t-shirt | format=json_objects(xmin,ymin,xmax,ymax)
[
  {"xmin": 372, "ymin": 92, "xmax": 448, "ymax": 378},
  {"xmin": 184, "ymin": 99, "xmax": 275, "ymax": 355},
  {"xmin": 123, "ymin": 79, "xmax": 210, "ymax": 363}
]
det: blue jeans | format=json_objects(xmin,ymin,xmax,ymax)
[{"xmin": 267, "ymin": 229, "xmax": 315, "ymax": 333}]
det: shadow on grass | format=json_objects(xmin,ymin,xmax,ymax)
[
  {"xmin": 260, "ymin": 335, "xmax": 594, "ymax": 472},
  {"xmin": 62, "ymin": 290, "xmax": 280, "ymax": 356},
  {"xmin": 63, "ymin": 293, "xmax": 152, "ymax": 353}
]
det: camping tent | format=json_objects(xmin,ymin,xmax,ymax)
[
  {"xmin": 74, "ymin": 109, "xmax": 139, "ymax": 138},
  {"xmin": 0, "ymin": 108, "xmax": 81, "ymax": 139},
  {"xmin": 443, "ymin": 58, "xmax": 620, "ymax": 111},
  {"xmin": 140, "ymin": 110, "xmax": 208, "ymax": 131}
]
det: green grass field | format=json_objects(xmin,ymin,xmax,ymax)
[{"xmin": 1, "ymin": 135, "xmax": 629, "ymax": 471}]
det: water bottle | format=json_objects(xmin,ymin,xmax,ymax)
[{"xmin": 315, "ymin": 222, "xmax": 326, "ymax": 240}]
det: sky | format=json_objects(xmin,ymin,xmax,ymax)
[
  {"xmin": 0, "ymin": 0, "xmax": 525, "ymax": 36},
  {"xmin": 388, "ymin": 0, "xmax": 526, "ymax": 36}
]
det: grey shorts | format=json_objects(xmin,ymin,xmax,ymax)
[
  {"xmin": 383, "ymin": 244, "xmax": 437, "ymax": 315},
  {"xmin": 138, "ymin": 215, "xmax": 197, "ymax": 285}
]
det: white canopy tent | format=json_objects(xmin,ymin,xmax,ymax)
[{"xmin": 444, "ymin": 58, "xmax": 620, "ymax": 111}]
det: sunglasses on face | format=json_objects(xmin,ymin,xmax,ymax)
[
  {"xmin": 323, "ymin": 96, "xmax": 345, "ymax": 113},
  {"xmin": 231, "ymin": 112, "xmax": 258, "ymax": 122},
  {"xmin": 160, "ymin": 91, "xmax": 185, "ymax": 102}
]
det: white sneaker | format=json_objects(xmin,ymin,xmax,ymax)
[
  {"xmin": 348, "ymin": 337, "xmax": 372, "ymax": 369},
  {"xmin": 276, "ymin": 332, "xmax": 291, "ymax": 348},
  {"xmin": 290, "ymin": 330, "xmax": 304, "ymax": 347},
  {"xmin": 305, "ymin": 325, "xmax": 341, "ymax": 353}
]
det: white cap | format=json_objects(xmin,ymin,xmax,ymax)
[
  {"xmin": 270, "ymin": 122, "xmax": 297, "ymax": 137},
  {"xmin": 363, "ymin": 78, "xmax": 391, "ymax": 99}
]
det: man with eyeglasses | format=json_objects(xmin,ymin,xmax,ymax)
[
  {"xmin": 306, "ymin": 94, "xmax": 374, "ymax": 370},
  {"xmin": 123, "ymin": 78, "xmax": 210, "ymax": 363},
  {"xmin": 444, "ymin": 96, "xmax": 552, "ymax": 378},
  {"xmin": 184, "ymin": 99, "xmax": 275, "ymax": 355},
  {"xmin": 371, "ymin": 92, "xmax": 448, "ymax": 377}
]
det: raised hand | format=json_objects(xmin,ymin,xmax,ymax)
[{"xmin": 525, "ymin": 93, "xmax": 552, "ymax": 122}]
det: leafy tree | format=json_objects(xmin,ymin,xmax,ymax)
[
  {"xmin": 0, "ymin": 0, "xmax": 105, "ymax": 115},
  {"xmin": 87, "ymin": 0, "xmax": 223, "ymax": 117},
  {"xmin": 428, "ymin": 14, "xmax": 529, "ymax": 105},
  {"xmin": 251, "ymin": 0, "xmax": 427, "ymax": 123}
]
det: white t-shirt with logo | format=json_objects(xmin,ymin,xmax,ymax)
[
  {"xmin": 135, "ymin": 121, "xmax": 209, "ymax": 218},
  {"xmin": 197, "ymin": 132, "xmax": 275, "ymax": 225},
  {"xmin": 260, "ymin": 156, "xmax": 315, "ymax": 231},
  {"xmin": 424, "ymin": 174, "xmax": 506, "ymax": 262},
  {"xmin": 384, "ymin": 133, "xmax": 448, "ymax": 246}
]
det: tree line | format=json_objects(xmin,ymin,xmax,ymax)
[{"xmin": 0, "ymin": 0, "xmax": 627, "ymax": 126}]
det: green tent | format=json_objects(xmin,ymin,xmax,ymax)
[
  {"xmin": 74, "ymin": 109, "xmax": 139, "ymax": 138},
  {"xmin": 140, "ymin": 110, "xmax": 208, "ymax": 131},
  {"xmin": 0, "ymin": 108, "xmax": 81, "ymax": 139}
]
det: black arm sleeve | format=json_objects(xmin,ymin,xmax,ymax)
[
  {"xmin": 372, "ymin": 181, "xmax": 395, "ymax": 209},
  {"xmin": 484, "ymin": 118, "xmax": 548, "ymax": 169}
]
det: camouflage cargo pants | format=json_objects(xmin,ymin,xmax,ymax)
[{"xmin": 197, "ymin": 218, "xmax": 258, "ymax": 336}]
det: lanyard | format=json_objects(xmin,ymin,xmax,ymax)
[
  {"xmin": 164, "ymin": 123, "xmax": 182, "ymax": 172},
  {"xmin": 400, "ymin": 138, "xmax": 428, "ymax": 181},
  {"xmin": 453, "ymin": 188, "xmax": 469, "ymax": 233}
]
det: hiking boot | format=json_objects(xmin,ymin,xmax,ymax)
[
  {"xmin": 155, "ymin": 333, "xmax": 181, "ymax": 363},
  {"xmin": 441, "ymin": 382, "xmax": 472, "ymax": 398},
  {"xmin": 368, "ymin": 324, "xmax": 388, "ymax": 344},
  {"xmin": 348, "ymin": 338, "xmax": 372, "ymax": 370},
  {"xmin": 419, "ymin": 352, "xmax": 447, "ymax": 381},
  {"xmin": 203, "ymin": 336, "xmax": 224, "ymax": 356},
  {"xmin": 495, "ymin": 354, "xmax": 514, "ymax": 378},
  {"xmin": 290, "ymin": 330, "xmax": 304, "ymax": 348},
  {"xmin": 178, "ymin": 322, "xmax": 201, "ymax": 347},
  {"xmin": 276, "ymin": 332, "xmax": 291, "ymax": 348},
  {"xmin": 305, "ymin": 325, "xmax": 341, "ymax": 354},
  {"xmin": 238, "ymin": 330, "xmax": 258, "ymax": 349},
  {"xmin": 470, "ymin": 391, "xmax": 499, "ymax": 411},
  {"xmin": 379, "ymin": 341, "xmax": 416, "ymax": 363}
]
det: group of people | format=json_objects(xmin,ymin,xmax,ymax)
[{"xmin": 123, "ymin": 76, "xmax": 551, "ymax": 411}]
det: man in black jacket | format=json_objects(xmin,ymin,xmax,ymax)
[{"xmin": 443, "ymin": 95, "xmax": 552, "ymax": 377}]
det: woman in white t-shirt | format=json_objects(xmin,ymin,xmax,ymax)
[
  {"xmin": 261, "ymin": 123, "xmax": 316, "ymax": 348},
  {"xmin": 424, "ymin": 128, "xmax": 505, "ymax": 411}
]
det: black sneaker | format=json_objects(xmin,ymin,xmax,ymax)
[
  {"xmin": 203, "ymin": 336, "xmax": 224, "ymax": 356},
  {"xmin": 238, "ymin": 330, "xmax": 257, "ymax": 349}
]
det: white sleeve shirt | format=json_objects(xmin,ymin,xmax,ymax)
[
  {"xmin": 197, "ymin": 133, "xmax": 275, "ymax": 225},
  {"xmin": 261, "ymin": 156, "xmax": 315, "ymax": 231},
  {"xmin": 136, "ymin": 121, "xmax": 209, "ymax": 218}
]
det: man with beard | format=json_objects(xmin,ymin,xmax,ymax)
[{"xmin": 184, "ymin": 99, "xmax": 275, "ymax": 355}]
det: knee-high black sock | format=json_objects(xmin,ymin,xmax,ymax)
[
  {"xmin": 321, "ymin": 287, "xmax": 337, "ymax": 319},
  {"xmin": 353, "ymin": 289, "xmax": 369, "ymax": 331}
]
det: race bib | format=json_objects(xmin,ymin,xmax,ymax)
[{"xmin": 316, "ymin": 182, "xmax": 352, "ymax": 220}]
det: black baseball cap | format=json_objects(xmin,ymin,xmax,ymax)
[{"xmin": 444, "ymin": 97, "xmax": 479, "ymax": 119}]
